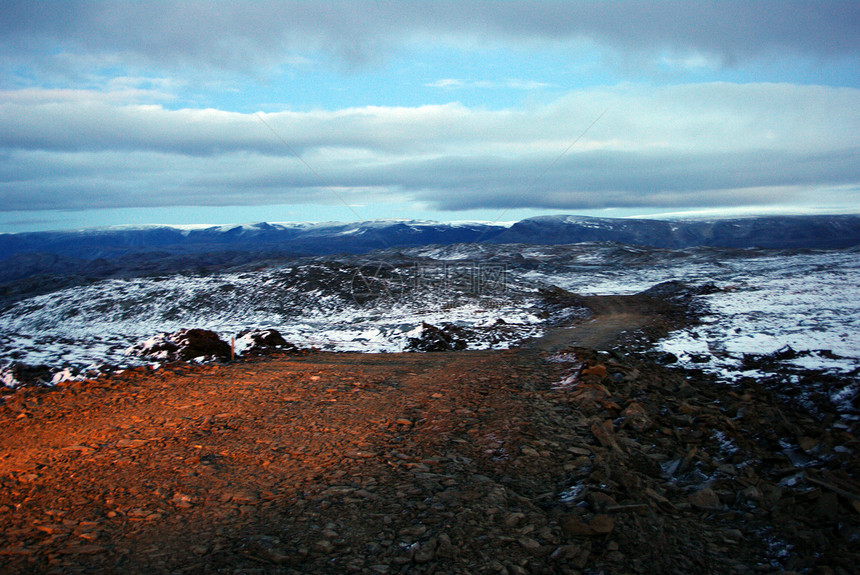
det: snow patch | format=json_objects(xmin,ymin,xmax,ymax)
[
  {"xmin": 50, "ymin": 368, "xmax": 83, "ymax": 385},
  {"xmin": 1, "ymin": 365, "xmax": 19, "ymax": 388},
  {"xmin": 655, "ymin": 251, "xmax": 860, "ymax": 376}
]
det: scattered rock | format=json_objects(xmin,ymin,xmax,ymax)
[
  {"xmin": 582, "ymin": 363, "xmax": 607, "ymax": 379},
  {"xmin": 621, "ymin": 402, "xmax": 652, "ymax": 432},
  {"xmin": 517, "ymin": 537, "xmax": 542, "ymax": 551},
  {"xmin": 1, "ymin": 308, "xmax": 857, "ymax": 575},
  {"xmin": 435, "ymin": 533, "xmax": 456, "ymax": 558},
  {"xmin": 562, "ymin": 515, "xmax": 595, "ymax": 537},
  {"xmin": 687, "ymin": 487, "xmax": 722, "ymax": 510},
  {"xmin": 520, "ymin": 446, "xmax": 540, "ymax": 457},
  {"xmin": 589, "ymin": 514, "xmax": 615, "ymax": 535}
]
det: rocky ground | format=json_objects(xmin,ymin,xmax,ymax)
[{"xmin": 1, "ymin": 292, "xmax": 858, "ymax": 574}]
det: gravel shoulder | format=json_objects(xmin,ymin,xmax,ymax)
[{"xmin": 1, "ymin": 295, "xmax": 858, "ymax": 574}]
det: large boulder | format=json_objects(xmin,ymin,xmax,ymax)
[
  {"xmin": 236, "ymin": 328, "xmax": 298, "ymax": 356},
  {"xmin": 126, "ymin": 328, "xmax": 232, "ymax": 363},
  {"xmin": 536, "ymin": 286, "xmax": 592, "ymax": 325},
  {"xmin": 641, "ymin": 280, "xmax": 722, "ymax": 299},
  {"xmin": 406, "ymin": 322, "xmax": 468, "ymax": 352},
  {"xmin": 0, "ymin": 363, "xmax": 53, "ymax": 387}
]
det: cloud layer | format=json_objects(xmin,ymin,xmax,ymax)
[
  {"xmin": 1, "ymin": 1, "xmax": 858, "ymax": 223},
  {"xmin": 2, "ymin": 83, "xmax": 857, "ymax": 212},
  {"xmin": 2, "ymin": 1, "xmax": 858, "ymax": 72}
]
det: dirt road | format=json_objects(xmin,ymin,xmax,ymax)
[{"xmin": 526, "ymin": 292, "xmax": 678, "ymax": 352}]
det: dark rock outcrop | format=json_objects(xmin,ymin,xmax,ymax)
[
  {"xmin": 406, "ymin": 322, "xmax": 468, "ymax": 352},
  {"xmin": 237, "ymin": 329, "xmax": 298, "ymax": 356},
  {"xmin": 126, "ymin": 329, "xmax": 232, "ymax": 363}
]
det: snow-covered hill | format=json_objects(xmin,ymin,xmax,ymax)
[
  {"xmin": 0, "ymin": 255, "xmax": 547, "ymax": 384},
  {"xmin": 488, "ymin": 214, "xmax": 860, "ymax": 249}
]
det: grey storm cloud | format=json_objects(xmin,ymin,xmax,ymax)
[{"xmin": 1, "ymin": 1, "xmax": 858, "ymax": 72}]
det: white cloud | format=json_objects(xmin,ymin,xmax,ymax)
[
  {"xmin": 1, "ymin": 83, "xmax": 857, "ymax": 213},
  {"xmin": 3, "ymin": 83, "xmax": 855, "ymax": 155}
]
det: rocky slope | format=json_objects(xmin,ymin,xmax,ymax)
[{"xmin": 1, "ymin": 294, "xmax": 857, "ymax": 574}]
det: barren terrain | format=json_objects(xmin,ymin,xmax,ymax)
[{"xmin": 1, "ymin": 294, "xmax": 858, "ymax": 574}]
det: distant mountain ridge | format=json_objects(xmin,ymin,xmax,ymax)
[
  {"xmin": 490, "ymin": 214, "xmax": 860, "ymax": 250},
  {"xmin": 0, "ymin": 219, "xmax": 504, "ymax": 261},
  {"xmin": 1, "ymin": 214, "xmax": 859, "ymax": 286}
]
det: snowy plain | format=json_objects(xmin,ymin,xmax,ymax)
[{"xmin": 1, "ymin": 245, "xmax": 858, "ymax": 401}]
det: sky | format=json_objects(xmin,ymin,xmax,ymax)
[{"xmin": 1, "ymin": 0, "xmax": 859, "ymax": 233}]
